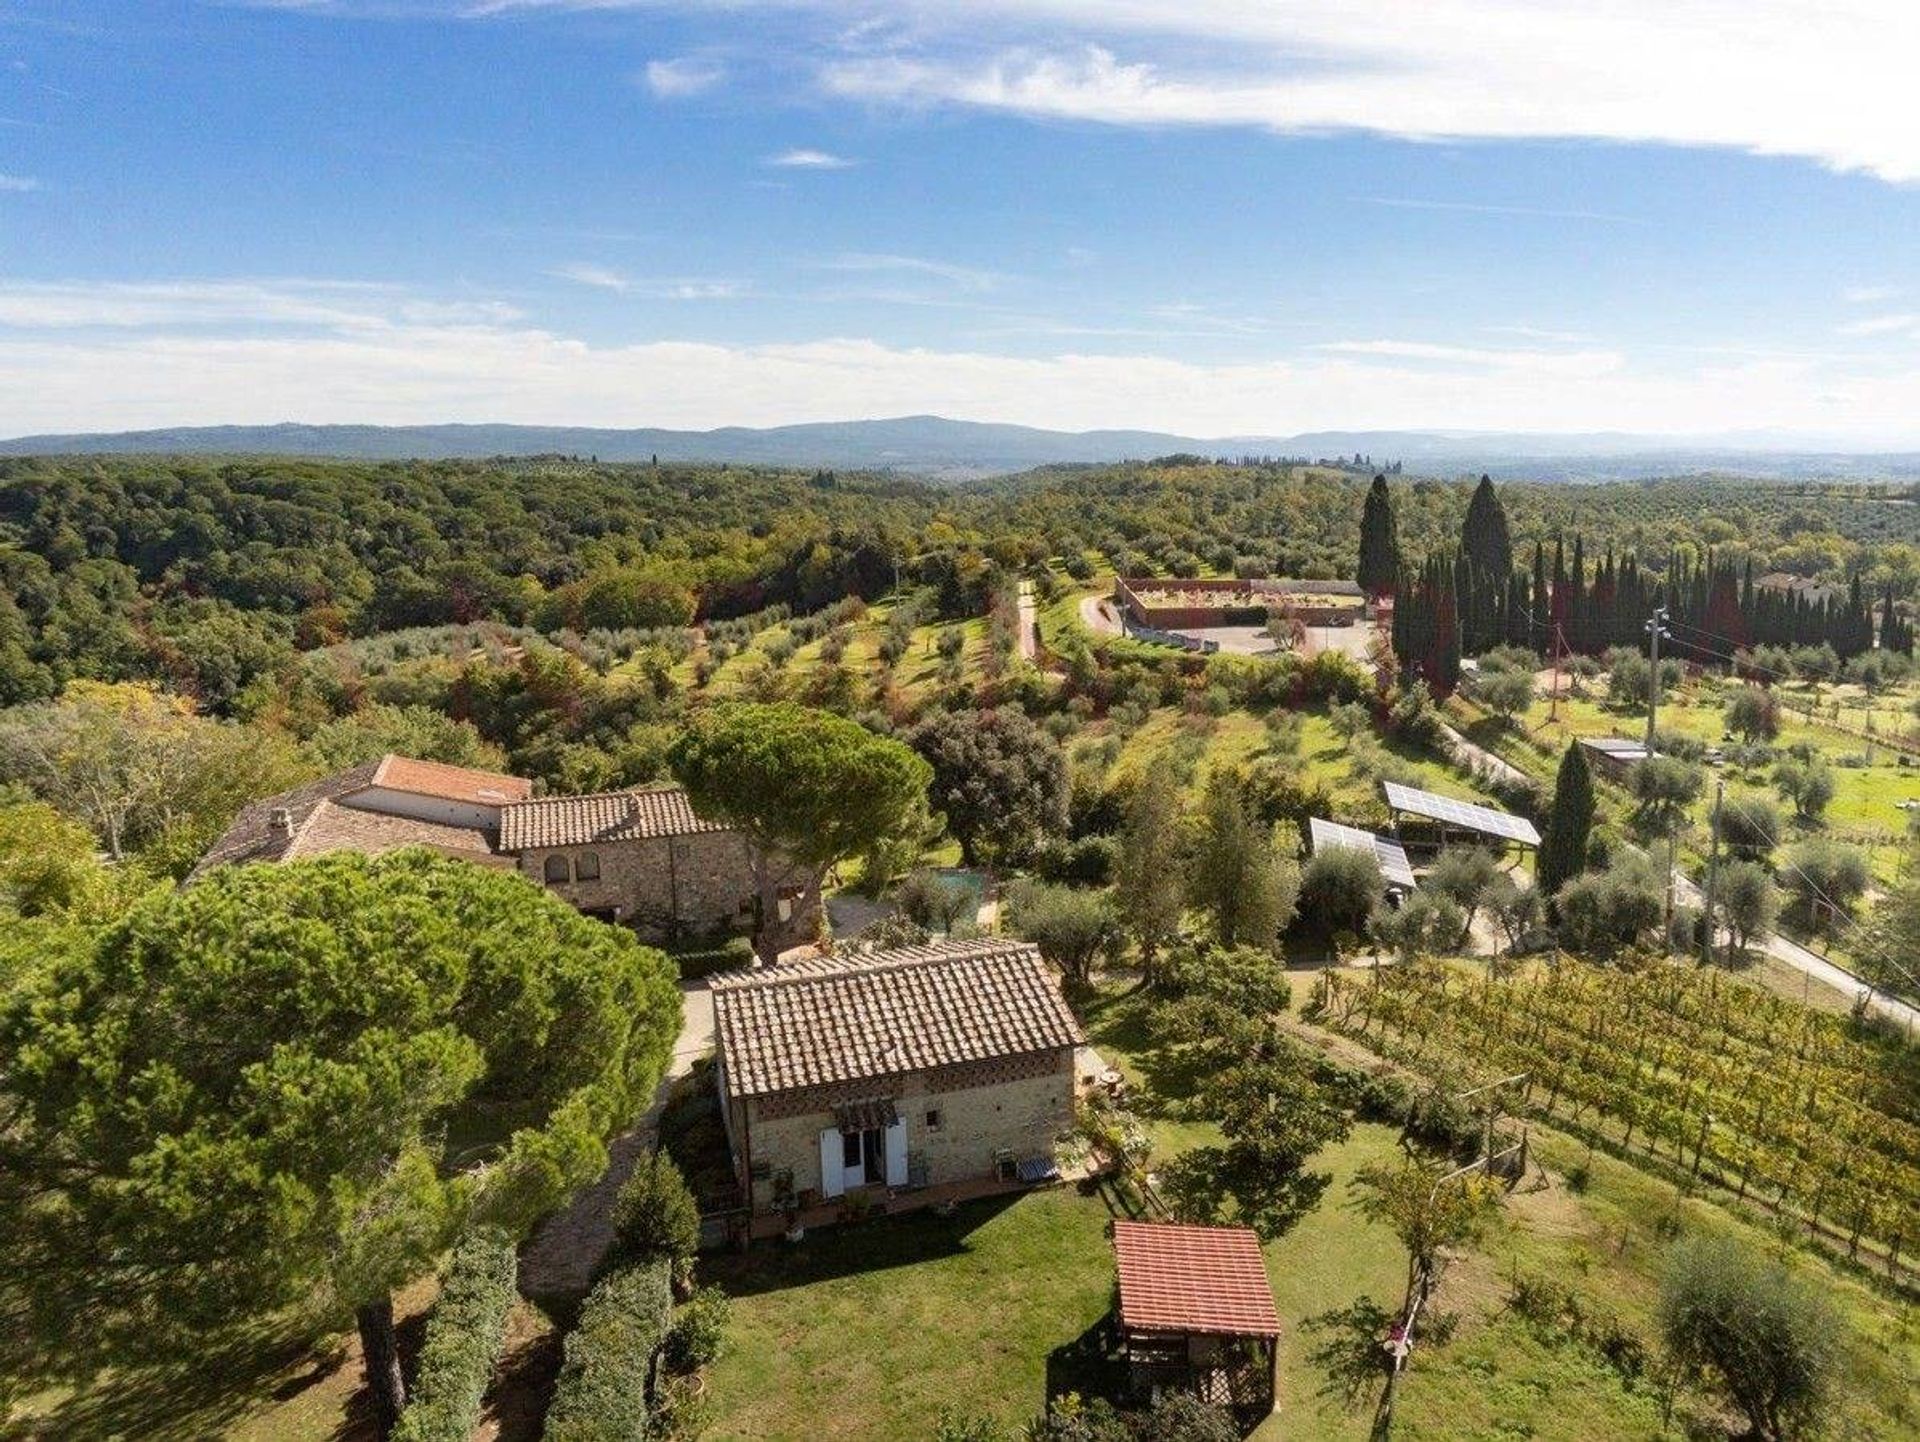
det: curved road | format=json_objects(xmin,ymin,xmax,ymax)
[{"xmin": 1670, "ymin": 872, "xmax": 1920, "ymax": 1032}]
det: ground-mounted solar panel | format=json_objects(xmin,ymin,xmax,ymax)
[
  {"xmin": 1380, "ymin": 781, "xmax": 1542, "ymax": 847},
  {"xmin": 1309, "ymin": 816, "xmax": 1418, "ymax": 891}
]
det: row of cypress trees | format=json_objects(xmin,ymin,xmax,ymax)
[{"xmin": 1365, "ymin": 474, "xmax": 1904, "ymax": 695}]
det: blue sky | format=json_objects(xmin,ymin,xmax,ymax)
[{"xmin": 2, "ymin": 0, "xmax": 1918, "ymax": 439}]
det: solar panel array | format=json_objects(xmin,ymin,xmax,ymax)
[
  {"xmin": 1381, "ymin": 781, "xmax": 1542, "ymax": 847},
  {"xmin": 1309, "ymin": 817, "xmax": 1419, "ymax": 891}
]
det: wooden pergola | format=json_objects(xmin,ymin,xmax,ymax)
[{"xmin": 1111, "ymin": 1220, "xmax": 1283, "ymax": 1420}]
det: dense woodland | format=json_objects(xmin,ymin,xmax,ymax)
[{"xmin": 6, "ymin": 453, "xmax": 1920, "ymax": 713}]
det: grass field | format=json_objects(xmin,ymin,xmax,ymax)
[{"xmin": 698, "ymin": 979, "xmax": 1920, "ymax": 1441}]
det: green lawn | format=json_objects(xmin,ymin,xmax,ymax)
[{"xmin": 703, "ymin": 975, "xmax": 1920, "ymax": 1442}]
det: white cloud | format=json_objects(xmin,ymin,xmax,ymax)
[
  {"xmin": 551, "ymin": 262, "xmax": 633, "ymax": 293},
  {"xmin": 1837, "ymin": 313, "xmax": 1919, "ymax": 338},
  {"xmin": 811, "ymin": 2, "xmax": 1920, "ymax": 183},
  {"xmin": 642, "ymin": 56, "xmax": 724, "ymax": 98},
  {"xmin": 234, "ymin": 2, "xmax": 1920, "ymax": 181},
  {"xmin": 768, "ymin": 147, "xmax": 854, "ymax": 168},
  {"xmin": 1841, "ymin": 286, "xmax": 1902, "ymax": 305},
  {"xmin": 3, "ymin": 281, "xmax": 1920, "ymax": 443},
  {"xmin": 0, "ymin": 174, "xmax": 40, "ymax": 192},
  {"xmin": 826, "ymin": 252, "xmax": 1002, "ymax": 291},
  {"xmin": 551, "ymin": 264, "xmax": 745, "ymax": 298}
]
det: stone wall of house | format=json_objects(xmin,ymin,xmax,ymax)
[
  {"xmin": 734, "ymin": 1051, "xmax": 1075, "ymax": 1212},
  {"xmin": 516, "ymin": 830, "xmax": 758, "ymax": 938}
]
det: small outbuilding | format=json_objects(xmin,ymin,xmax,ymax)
[
  {"xmin": 1577, "ymin": 735, "xmax": 1653, "ymax": 780},
  {"xmin": 1111, "ymin": 1219, "xmax": 1283, "ymax": 1418}
]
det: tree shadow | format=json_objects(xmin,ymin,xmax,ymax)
[
  {"xmin": 698, "ymin": 1191, "xmax": 1027, "ymax": 1302},
  {"xmin": 16, "ymin": 1318, "xmax": 329, "ymax": 1442}
]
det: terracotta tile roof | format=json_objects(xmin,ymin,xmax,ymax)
[
  {"xmin": 1112, "ymin": 1221, "xmax": 1282, "ymax": 1338},
  {"xmin": 189, "ymin": 755, "xmax": 522, "ymax": 880},
  {"xmin": 711, "ymin": 938, "xmax": 1085, "ymax": 1098},
  {"xmin": 190, "ymin": 761, "xmax": 385, "ymax": 877},
  {"xmin": 369, "ymin": 754, "xmax": 531, "ymax": 806},
  {"xmin": 498, "ymin": 786, "xmax": 729, "ymax": 850},
  {"xmin": 285, "ymin": 800, "xmax": 503, "ymax": 865}
]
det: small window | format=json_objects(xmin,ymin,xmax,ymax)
[
  {"xmin": 575, "ymin": 850, "xmax": 601, "ymax": 882},
  {"xmin": 925, "ymin": 1108, "xmax": 943, "ymax": 1132},
  {"xmin": 842, "ymin": 1131, "xmax": 862, "ymax": 1169},
  {"xmin": 542, "ymin": 855, "xmax": 571, "ymax": 885}
]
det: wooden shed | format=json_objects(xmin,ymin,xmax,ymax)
[{"xmin": 1111, "ymin": 1220, "xmax": 1283, "ymax": 1419}]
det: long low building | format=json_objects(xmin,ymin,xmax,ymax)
[
  {"xmin": 711, "ymin": 938, "xmax": 1085, "ymax": 1227},
  {"xmin": 194, "ymin": 754, "xmax": 787, "ymax": 942}
]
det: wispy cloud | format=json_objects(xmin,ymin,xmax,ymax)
[
  {"xmin": 825, "ymin": 252, "xmax": 1002, "ymax": 292},
  {"xmin": 1363, "ymin": 196, "xmax": 1644, "ymax": 225},
  {"xmin": 767, "ymin": 147, "xmax": 854, "ymax": 169},
  {"xmin": 1837, "ymin": 313, "xmax": 1918, "ymax": 338},
  {"xmin": 0, "ymin": 278, "xmax": 521, "ymax": 329},
  {"xmin": 1318, "ymin": 338, "xmax": 1624, "ymax": 377},
  {"xmin": 230, "ymin": 2, "xmax": 1920, "ymax": 182},
  {"xmin": 642, "ymin": 56, "xmax": 724, "ymax": 99},
  {"xmin": 0, "ymin": 174, "xmax": 41, "ymax": 193},
  {"xmin": 1842, "ymin": 285, "xmax": 1901, "ymax": 305},
  {"xmin": 550, "ymin": 263, "xmax": 744, "ymax": 299}
]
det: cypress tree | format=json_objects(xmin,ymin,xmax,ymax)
[
  {"xmin": 1462, "ymin": 474, "xmax": 1514, "ymax": 580},
  {"xmin": 1537, "ymin": 740, "xmax": 1594, "ymax": 898},
  {"xmin": 1357, "ymin": 473, "xmax": 1400, "ymax": 598}
]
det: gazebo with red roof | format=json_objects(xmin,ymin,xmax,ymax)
[{"xmin": 1111, "ymin": 1219, "xmax": 1282, "ymax": 1418}]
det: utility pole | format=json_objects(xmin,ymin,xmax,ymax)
[
  {"xmin": 1701, "ymin": 776, "xmax": 1725, "ymax": 966},
  {"xmin": 1644, "ymin": 606, "xmax": 1670, "ymax": 753},
  {"xmin": 1548, "ymin": 622, "xmax": 1565, "ymax": 724}
]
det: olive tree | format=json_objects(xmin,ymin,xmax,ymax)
[
  {"xmin": 0, "ymin": 850, "xmax": 680, "ymax": 1434},
  {"xmin": 1658, "ymin": 1235, "xmax": 1836, "ymax": 1442}
]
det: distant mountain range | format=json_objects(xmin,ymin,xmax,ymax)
[{"xmin": 3, "ymin": 416, "xmax": 1918, "ymax": 483}]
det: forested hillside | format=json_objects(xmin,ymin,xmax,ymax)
[{"xmin": 5, "ymin": 454, "xmax": 1919, "ymax": 717}]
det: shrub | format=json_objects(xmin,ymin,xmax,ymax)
[
  {"xmin": 662, "ymin": 1286, "xmax": 732, "ymax": 1374},
  {"xmin": 1726, "ymin": 685, "xmax": 1781, "ymax": 743},
  {"xmin": 609, "ymin": 1151, "xmax": 700, "ymax": 1284},
  {"xmin": 391, "ymin": 1229, "xmax": 518, "ymax": 1442},
  {"xmin": 544, "ymin": 1258, "xmax": 673, "ymax": 1442}
]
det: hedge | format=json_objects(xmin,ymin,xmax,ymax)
[
  {"xmin": 543, "ymin": 1256, "xmax": 674, "ymax": 1442},
  {"xmin": 391, "ymin": 1228, "xmax": 518, "ymax": 1442},
  {"xmin": 669, "ymin": 935, "xmax": 753, "ymax": 979}
]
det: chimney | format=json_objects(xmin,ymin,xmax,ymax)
[{"xmin": 268, "ymin": 807, "xmax": 294, "ymax": 838}]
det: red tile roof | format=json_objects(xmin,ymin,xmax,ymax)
[
  {"xmin": 498, "ymin": 785, "xmax": 728, "ymax": 850},
  {"xmin": 711, "ymin": 939, "xmax": 1084, "ymax": 1097},
  {"xmin": 1112, "ymin": 1221, "xmax": 1282, "ymax": 1338},
  {"xmin": 369, "ymin": 755, "xmax": 532, "ymax": 806}
]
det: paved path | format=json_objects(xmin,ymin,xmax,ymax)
[
  {"xmin": 518, "ymin": 981, "xmax": 716, "ymax": 1305},
  {"xmin": 1669, "ymin": 872, "xmax": 1920, "ymax": 1032},
  {"xmin": 1439, "ymin": 722, "xmax": 1533, "ymax": 791}
]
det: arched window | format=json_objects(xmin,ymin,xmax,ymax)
[
  {"xmin": 575, "ymin": 850, "xmax": 601, "ymax": 882},
  {"xmin": 542, "ymin": 854, "xmax": 571, "ymax": 885}
]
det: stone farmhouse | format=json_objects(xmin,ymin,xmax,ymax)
[
  {"xmin": 710, "ymin": 938, "xmax": 1085, "ymax": 1233},
  {"xmin": 194, "ymin": 753, "xmax": 773, "ymax": 942}
]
